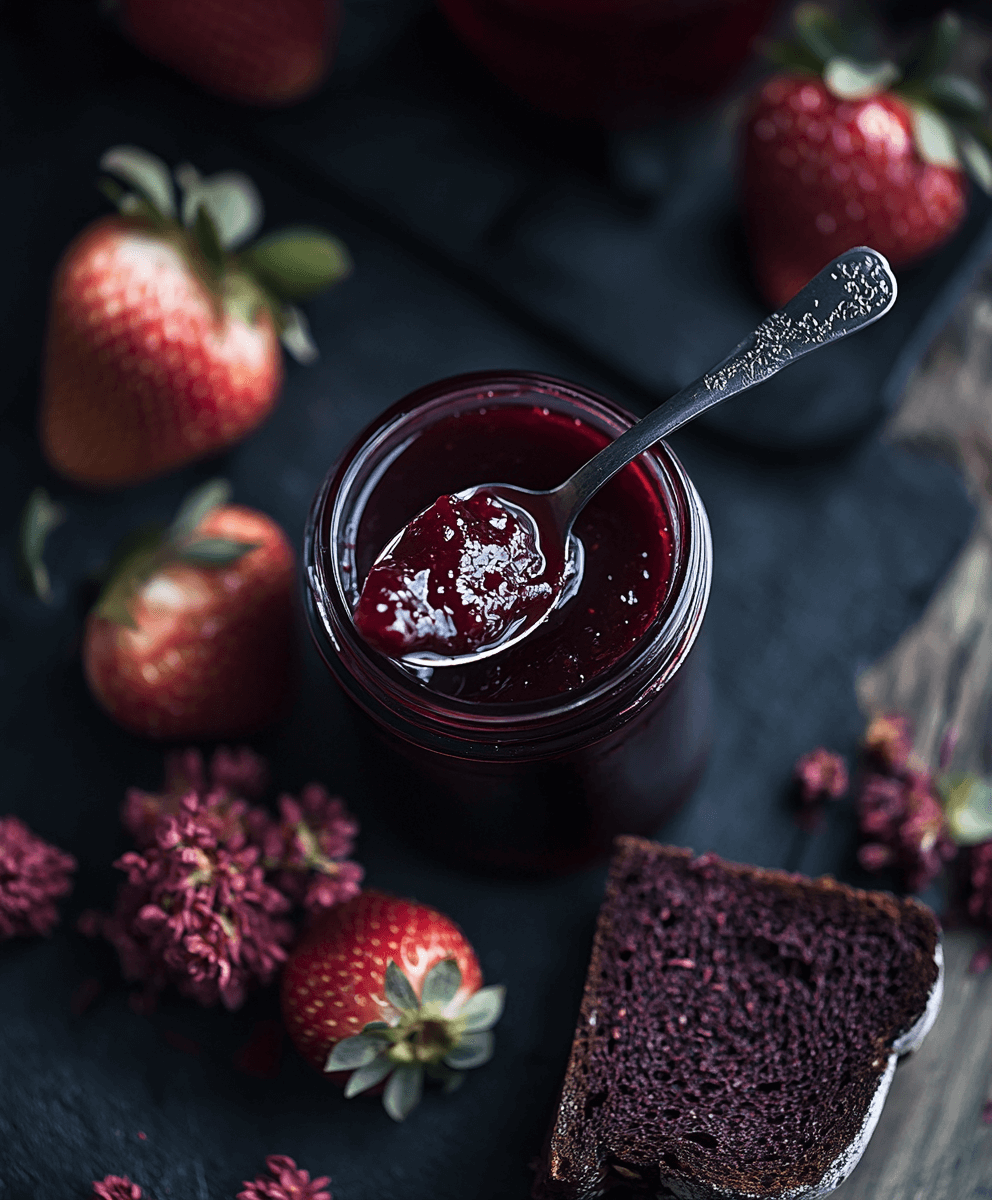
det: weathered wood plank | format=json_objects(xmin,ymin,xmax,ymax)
[{"xmin": 837, "ymin": 931, "xmax": 992, "ymax": 1199}]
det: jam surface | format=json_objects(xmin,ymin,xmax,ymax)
[
  {"xmin": 349, "ymin": 399, "xmax": 674, "ymax": 703},
  {"xmin": 353, "ymin": 491, "xmax": 555, "ymax": 658}
]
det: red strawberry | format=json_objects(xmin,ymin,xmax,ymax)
[
  {"xmin": 121, "ymin": 0, "xmax": 336, "ymax": 107},
  {"xmin": 741, "ymin": 8, "xmax": 992, "ymax": 307},
  {"xmin": 42, "ymin": 146, "xmax": 350, "ymax": 487},
  {"xmin": 281, "ymin": 890, "xmax": 505, "ymax": 1121},
  {"xmin": 83, "ymin": 480, "xmax": 295, "ymax": 739}
]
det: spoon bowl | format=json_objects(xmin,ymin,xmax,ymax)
[{"xmin": 361, "ymin": 247, "xmax": 898, "ymax": 668}]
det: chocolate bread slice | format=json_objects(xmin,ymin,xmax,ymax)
[{"xmin": 533, "ymin": 838, "xmax": 943, "ymax": 1200}]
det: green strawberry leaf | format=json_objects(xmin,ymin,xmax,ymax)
[
  {"xmin": 383, "ymin": 1065, "xmax": 423, "ymax": 1121},
  {"xmin": 361, "ymin": 1020, "xmax": 392, "ymax": 1036},
  {"xmin": 927, "ymin": 75, "xmax": 988, "ymax": 120},
  {"xmin": 793, "ymin": 3, "xmax": 848, "ymax": 69},
  {"xmin": 19, "ymin": 487, "xmax": 65, "ymax": 602},
  {"xmin": 325, "ymin": 1034, "xmax": 382, "ymax": 1072},
  {"xmin": 92, "ymin": 527, "xmax": 167, "ymax": 628},
  {"xmin": 242, "ymin": 227, "xmax": 352, "ymax": 301},
  {"xmin": 384, "ymin": 960, "xmax": 420, "ymax": 1013},
  {"xmin": 421, "ymin": 959, "xmax": 462, "ymax": 1008},
  {"xmin": 943, "ymin": 773, "xmax": 992, "ymax": 845},
  {"xmin": 175, "ymin": 538, "xmax": 260, "ymax": 567},
  {"xmin": 169, "ymin": 479, "xmax": 232, "ymax": 541},
  {"xmin": 444, "ymin": 1030, "xmax": 494, "ymax": 1070},
  {"xmin": 175, "ymin": 163, "xmax": 264, "ymax": 249},
  {"xmin": 763, "ymin": 39, "xmax": 824, "ymax": 76},
  {"xmin": 459, "ymin": 985, "xmax": 506, "ymax": 1033},
  {"xmin": 278, "ymin": 303, "xmax": 319, "ymax": 365},
  {"xmin": 193, "ymin": 203, "xmax": 226, "ymax": 275},
  {"xmin": 902, "ymin": 11, "xmax": 962, "ymax": 85},
  {"xmin": 100, "ymin": 145, "xmax": 176, "ymax": 220},
  {"xmin": 824, "ymin": 57, "xmax": 899, "ymax": 101},
  {"xmin": 344, "ymin": 1055, "xmax": 394, "ymax": 1098},
  {"xmin": 958, "ymin": 131, "xmax": 992, "ymax": 195},
  {"xmin": 907, "ymin": 101, "xmax": 961, "ymax": 168}
]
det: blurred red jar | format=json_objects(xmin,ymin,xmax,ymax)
[
  {"xmin": 304, "ymin": 371, "xmax": 712, "ymax": 873},
  {"xmin": 437, "ymin": 0, "xmax": 780, "ymax": 125}
]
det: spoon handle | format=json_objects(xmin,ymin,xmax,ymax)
[{"xmin": 555, "ymin": 246, "xmax": 897, "ymax": 523}]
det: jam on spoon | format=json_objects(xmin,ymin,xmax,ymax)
[
  {"xmin": 356, "ymin": 247, "xmax": 898, "ymax": 666},
  {"xmin": 353, "ymin": 490, "xmax": 560, "ymax": 659}
]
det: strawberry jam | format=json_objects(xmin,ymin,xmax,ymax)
[
  {"xmin": 353, "ymin": 490, "xmax": 556, "ymax": 660},
  {"xmin": 305, "ymin": 372, "xmax": 712, "ymax": 873}
]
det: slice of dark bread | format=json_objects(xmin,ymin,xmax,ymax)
[{"xmin": 533, "ymin": 838, "xmax": 943, "ymax": 1200}]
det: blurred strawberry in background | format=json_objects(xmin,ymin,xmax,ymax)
[
  {"xmin": 437, "ymin": 0, "xmax": 779, "ymax": 126},
  {"xmin": 741, "ymin": 6, "xmax": 992, "ymax": 306},
  {"xmin": 117, "ymin": 0, "xmax": 337, "ymax": 106},
  {"xmin": 82, "ymin": 480, "xmax": 296, "ymax": 739},
  {"xmin": 41, "ymin": 146, "xmax": 351, "ymax": 487}
]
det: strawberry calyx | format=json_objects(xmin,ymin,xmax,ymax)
[
  {"xmin": 325, "ymin": 958, "xmax": 506, "ymax": 1122},
  {"xmin": 764, "ymin": 5, "xmax": 992, "ymax": 192},
  {"xmin": 19, "ymin": 487, "xmax": 65, "ymax": 602},
  {"xmin": 93, "ymin": 478, "xmax": 259, "ymax": 627},
  {"xmin": 98, "ymin": 145, "xmax": 351, "ymax": 363}
]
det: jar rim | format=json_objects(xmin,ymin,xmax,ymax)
[{"xmin": 303, "ymin": 370, "xmax": 712, "ymax": 755}]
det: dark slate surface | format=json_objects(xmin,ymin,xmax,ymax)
[{"xmin": 0, "ymin": 4, "xmax": 980, "ymax": 1198}]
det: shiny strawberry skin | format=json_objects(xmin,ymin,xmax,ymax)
[
  {"xmin": 742, "ymin": 75, "xmax": 967, "ymax": 307},
  {"xmin": 281, "ymin": 890, "xmax": 483, "ymax": 1074},
  {"xmin": 122, "ymin": 0, "xmax": 335, "ymax": 106},
  {"xmin": 41, "ymin": 218, "xmax": 282, "ymax": 488},
  {"xmin": 83, "ymin": 505, "xmax": 294, "ymax": 739}
]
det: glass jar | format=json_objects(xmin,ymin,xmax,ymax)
[
  {"xmin": 303, "ymin": 371, "xmax": 712, "ymax": 873},
  {"xmin": 436, "ymin": 0, "xmax": 779, "ymax": 126}
]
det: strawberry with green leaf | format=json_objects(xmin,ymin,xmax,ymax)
[
  {"xmin": 83, "ymin": 479, "xmax": 295, "ymax": 739},
  {"xmin": 742, "ymin": 7, "xmax": 992, "ymax": 306},
  {"xmin": 42, "ymin": 146, "xmax": 350, "ymax": 487},
  {"xmin": 281, "ymin": 890, "xmax": 505, "ymax": 1121}
]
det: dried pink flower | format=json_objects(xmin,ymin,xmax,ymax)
[
  {"xmin": 862, "ymin": 713, "xmax": 914, "ymax": 774},
  {"xmin": 94, "ymin": 793, "xmax": 293, "ymax": 1009},
  {"xmin": 856, "ymin": 768, "xmax": 956, "ymax": 892},
  {"xmin": 0, "ymin": 816, "xmax": 76, "ymax": 939},
  {"xmin": 793, "ymin": 747, "xmax": 848, "ymax": 828},
  {"xmin": 250, "ymin": 785, "xmax": 364, "ymax": 914},
  {"xmin": 122, "ymin": 747, "xmax": 268, "ymax": 848},
  {"xmin": 92, "ymin": 1177, "xmax": 142, "ymax": 1200},
  {"xmin": 237, "ymin": 1155, "xmax": 331, "ymax": 1200}
]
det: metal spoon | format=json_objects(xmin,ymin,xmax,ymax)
[{"xmin": 381, "ymin": 246, "xmax": 897, "ymax": 668}]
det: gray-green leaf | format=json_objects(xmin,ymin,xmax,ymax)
[
  {"xmin": 279, "ymin": 304, "xmax": 319, "ymax": 365},
  {"xmin": 444, "ymin": 1030, "xmax": 494, "ymax": 1070},
  {"xmin": 908, "ymin": 102, "xmax": 960, "ymax": 168},
  {"xmin": 361, "ymin": 1020, "xmax": 393, "ymax": 1036},
  {"xmin": 193, "ymin": 204, "xmax": 225, "ymax": 274},
  {"xmin": 169, "ymin": 478, "xmax": 232, "ymax": 541},
  {"xmin": 100, "ymin": 146, "xmax": 176, "ymax": 219},
  {"xmin": 175, "ymin": 163, "xmax": 264, "ymax": 249},
  {"xmin": 344, "ymin": 1055, "xmax": 394, "ymax": 1098},
  {"xmin": 959, "ymin": 131, "xmax": 992, "ymax": 195},
  {"xmin": 19, "ymin": 487, "xmax": 65, "ymax": 602},
  {"xmin": 944, "ymin": 774, "xmax": 992, "ymax": 845},
  {"xmin": 421, "ymin": 958, "xmax": 462, "ymax": 1008},
  {"xmin": 823, "ymin": 57, "xmax": 899, "ymax": 101},
  {"xmin": 928, "ymin": 75, "xmax": 988, "ymax": 120},
  {"xmin": 325, "ymin": 1034, "xmax": 382, "ymax": 1072},
  {"xmin": 459, "ymin": 985, "xmax": 506, "ymax": 1033},
  {"xmin": 384, "ymin": 960, "xmax": 419, "ymax": 1013},
  {"xmin": 243, "ymin": 227, "xmax": 351, "ymax": 301},
  {"xmin": 793, "ymin": 3, "xmax": 848, "ymax": 67},
  {"xmin": 383, "ymin": 1066, "xmax": 423, "ymax": 1122},
  {"xmin": 175, "ymin": 538, "xmax": 260, "ymax": 567}
]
